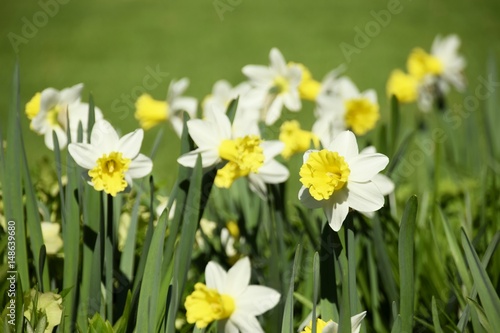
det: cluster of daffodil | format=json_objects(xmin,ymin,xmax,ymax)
[{"xmin": 386, "ymin": 34, "xmax": 466, "ymax": 111}]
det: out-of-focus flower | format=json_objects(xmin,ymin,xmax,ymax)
[
  {"xmin": 41, "ymin": 222, "xmax": 63, "ymax": 255},
  {"xmin": 202, "ymin": 80, "xmax": 259, "ymax": 117},
  {"xmin": 135, "ymin": 78, "xmax": 197, "ymax": 135},
  {"xmin": 386, "ymin": 69, "xmax": 419, "ymax": 103},
  {"xmin": 279, "ymin": 120, "xmax": 320, "ymax": 159},
  {"xmin": 242, "ymin": 48, "xmax": 302, "ymax": 125},
  {"xmin": 301, "ymin": 312, "xmax": 367, "ymax": 333},
  {"xmin": 315, "ymin": 77, "xmax": 379, "ymax": 142},
  {"xmin": 177, "ymin": 107, "xmax": 289, "ymax": 194},
  {"xmin": 184, "ymin": 257, "xmax": 280, "ymax": 332},
  {"xmin": 68, "ymin": 119, "xmax": 153, "ymax": 197},
  {"xmin": 290, "ymin": 62, "xmax": 321, "ymax": 101},
  {"xmin": 298, "ymin": 131, "xmax": 389, "ymax": 231},
  {"xmin": 24, "ymin": 289, "xmax": 63, "ymax": 333},
  {"xmin": 26, "ymin": 83, "xmax": 103, "ymax": 150}
]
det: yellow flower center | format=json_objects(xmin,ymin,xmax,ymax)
[
  {"xmin": 25, "ymin": 92, "xmax": 41, "ymax": 120},
  {"xmin": 289, "ymin": 62, "xmax": 321, "ymax": 101},
  {"xmin": 386, "ymin": 69, "xmax": 419, "ymax": 103},
  {"xmin": 216, "ymin": 136, "xmax": 264, "ymax": 188},
  {"xmin": 279, "ymin": 120, "xmax": 320, "ymax": 159},
  {"xmin": 301, "ymin": 318, "xmax": 333, "ymax": 333},
  {"xmin": 134, "ymin": 94, "xmax": 169, "ymax": 130},
  {"xmin": 185, "ymin": 283, "xmax": 235, "ymax": 329},
  {"xmin": 407, "ymin": 48, "xmax": 444, "ymax": 80},
  {"xmin": 226, "ymin": 220, "xmax": 240, "ymax": 239},
  {"xmin": 299, "ymin": 150, "xmax": 350, "ymax": 201},
  {"xmin": 271, "ymin": 76, "xmax": 290, "ymax": 94},
  {"xmin": 88, "ymin": 152, "xmax": 131, "ymax": 197},
  {"xmin": 46, "ymin": 104, "xmax": 66, "ymax": 128},
  {"xmin": 344, "ymin": 98, "xmax": 380, "ymax": 136}
]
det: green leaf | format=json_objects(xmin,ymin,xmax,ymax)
[
  {"xmin": 461, "ymin": 230, "xmax": 500, "ymax": 332},
  {"xmin": 281, "ymin": 244, "xmax": 302, "ymax": 333},
  {"xmin": 431, "ymin": 296, "xmax": 444, "ymax": 333},
  {"xmin": 399, "ymin": 195, "xmax": 418, "ymax": 333},
  {"xmin": 312, "ymin": 252, "xmax": 320, "ymax": 333},
  {"xmin": 225, "ymin": 97, "xmax": 239, "ymax": 123}
]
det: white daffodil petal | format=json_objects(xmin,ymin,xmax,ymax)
[
  {"xmin": 247, "ymin": 174, "xmax": 267, "ymax": 199},
  {"xmin": 261, "ymin": 140, "xmax": 285, "ymax": 160},
  {"xmin": 328, "ymin": 131, "xmax": 358, "ymax": 160},
  {"xmin": 118, "ymin": 129, "xmax": 144, "ymax": 160},
  {"xmin": 222, "ymin": 319, "xmax": 239, "ymax": 333},
  {"xmin": 265, "ymin": 95, "xmax": 284, "ymax": 125},
  {"xmin": 351, "ymin": 311, "xmax": 367, "ymax": 333},
  {"xmin": 372, "ymin": 174, "xmax": 395, "ymax": 196},
  {"xmin": 226, "ymin": 257, "xmax": 251, "ymax": 296},
  {"xmin": 171, "ymin": 97, "xmax": 198, "ymax": 117},
  {"xmin": 347, "ymin": 153, "xmax": 389, "ymax": 182},
  {"xmin": 229, "ymin": 312, "xmax": 264, "ymax": 333},
  {"xmin": 46, "ymin": 127, "xmax": 67, "ymax": 151},
  {"xmin": 270, "ymin": 48, "xmax": 287, "ymax": 75},
  {"xmin": 169, "ymin": 78, "xmax": 189, "ymax": 99},
  {"xmin": 177, "ymin": 148, "xmax": 220, "ymax": 168},
  {"xmin": 205, "ymin": 261, "xmax": 227, "ymax": 292},
  {"xmin": 186, "ymin": 119, "xmax": 220, "ymax": 148},
  {"xmin": 127, "ymin": 154, "xmax": 153, "ymax": 178},
  {"xmin": 283, "ymin": 88, "xmax": 301, "ymax": 111},
  {"xmin": 325, "ymin": 199, "xmax": 349, "ymax": 232},
  {"xmin": 323, "ymin": 321, "xmax": 338, "ymax": 333},
  {"xmin": 91, "ymin": 119, "xmax": 119, "ymax": 154},
  {"xmin": 242, "ymin": 65, "xmax": 274, "ymax": 85},
  {"xmin": 68, "ymin": 143, "xmax": 100, "ymax": 169},
  {"xmin": 59, "ymin": 83, "xmax": 84, "ymax": 104},
  {"xmin": 236, "ymin": 285, "xmax": 280, "ymax": 316},
  {"xmin": 39, "ymin": 88, "xmax": 60, "ymax": 113},
  {"xmin": 298, "ymin": 187, "xmax": 323, "ymax": 209},
  {"xmin": 346, "ymin": 181, "xmax": 384, "ymax": 212},
  {"xmin": 257, "ymin": 160, "xmax": 289, "ymax": 184}
]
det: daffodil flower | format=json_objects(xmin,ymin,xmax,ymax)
[
  {"xmin": 135, "ymin": 78, "xmax": 197, "ymax": 135},
  {"xmin": 26, "ymin": 83, "xmax": 103, "ymax": 150},
  {"xmin": 184, "ymin": 257, "xmax": 280, "ymax": 332},
  {"xmin": 177, "ymin": 106, "xmax": 289, "ymax": 194},
  {"xmin": 298, "ymin": 131, "xmax": 389, "ymax": 231},
  {"xmin": 24, "ymin": 289, "xmax": 63, "ymax": 333},
  {"xmin": 68, "ymin": 119, "xmax": 153, "ymax": 197},
  {"xmin": 279, "ymin": 120, "xmax": 320, "ymax": 160},
  {"xmin": 41, "ymin": 222, "xmax": 63, "ymax": 255},
  {"xmin": 315, "ymin": 77, "xmax": 380, "ymax": 144},
  {"xmin": 202, "ymin": 80, "xmax": 259, "ymax": 117},
  {"xmin": 242, "ymin": 48, "xmax": 302, "ymax": 125},
  {"xmin": 301, "ymin": 312, "xmax": 367, "ymax": 333}
]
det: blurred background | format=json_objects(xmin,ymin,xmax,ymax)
[{"xmin": 1, "ymin": 0, "xmax": 499, "ymax": 191}]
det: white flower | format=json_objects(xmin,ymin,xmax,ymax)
[
  {"xmin": 177, "ymin": 107, "xmax": 289, "ymax": 194},
  {"xmin": 68, "ymin": 119, "xmax": 153, "ymax": 197},
  {"xmin": 430, "ymin": 34, "xmax": 466, "ymax": 93},
  {"xmin": 135, "ymin": 78, "xmax": 197, "ymax": 136},
  {"xmin": 26, "ymin": 83, "xmax": 103, "ymax": 150},
  {"xmin": 184, "ymin": 257, "xmax": 280, "ymax": 332},
  {"xmin": 298, "ymin": 131, "xmax": 389, "ymax": 231},
  {"xmin": 314, "ymin": 77, "xmax": 379, "ymax": 146},
  {"xmin": 203, "ymin": 80, "xmax": 259, "ymax": 116},
  {"xmin": 300, "ymin": 312, "xmax": 367, "ymax": 333},
  {"xmin": 242, "ymin": 48, "xmax": 302, "ymax": 125},
  {"xmin": 24, "ymin": 289, "xmax": 63, "ymax": 333}
]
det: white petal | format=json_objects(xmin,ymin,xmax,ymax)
[
  {"xmin": 283, "ymin": 89, "xmax": 301, "ymax": 111},
  {"xmin": 257, "ymin": 160, "xmax": 289, "ymax": 184},
  {"xmin": 68, "ymin": 143, "xmax": 99, "ymax": 169},
  {"xmin": 346, "ymin": 181, "xmax": 384, "ymax": 212},
  {"xmin": 205, "ymin": 261, "xmax": 227, "ymax": 291},
  {"xmin": 91, "ymin": 119, "xmax": 119, "ymax": 154},
  {"xmin": 265, "ymin": 96, "xmax": 283, "ymax": 125},
  {"xmin": 247, "ymin": 174, "xmax": 267, "ymax": 199},
  {"xmin": 229, "ymin": 312, "xmax": 264, "ymax": 333},
  {"xmin": 177, "ymin": 148, "xmax": 220, "ymax": 168},
  {"xmin": 236, "ymin": 285, "xmax": 280, "ymax": 315},
  {"xmin": 347, "ymin": 153, "xmax": 389, "ymax": 182},
  {"xmin": 223, "ymin": 319, "xmax": 239, "ymax": 333},
  {"xmin": 328, "ymin": 131, "xmax": 358, "ymax": 160},
  {"xmin": 324, "ymin": 196, "xmax": 349, "ymax": 232},
  {"xmin": 351, "ymin": 311, "xmax": 367, "ymax": 333},
  {"xmin": 242, "ymin": 65, "xmax": 274, "ymax": 85},
  {"xmin": 270, "ymin": 48, "xmax": 287, "ymax": 75},
  {"xmin": 372, "ymin": 174, "xmax": 395, "ymax": 196},
  {"xmin": 171, "ymin": 97, "xmax": 198, "ymax": 118},
  {"xmin": 225, "ymin": 257, "xmax": 251, "ymax": 296},
  {"xmin": 118, "ymin": 129, "xmax": 143, "ymax": 159},
  {"xmin": 127, "ymin": 154, "xmax": 153, "ymax": 179},
  {"xmin": 360, "ymin": 146, "xmax": 376, "ymax": 154},
  {"xmin": 59, "ymin": 83, "xmax": 84, "ymax": 104},
  {"xmin": 170, "ymin": 117, "xmax": 184, "ymax": 138},
  {"xmin": 323, "ymin": 321, "xmax": 338, "ymax": 333},
  {"xmin": 336, "ymin": 76, "xmax": 359, "ymax": 100},
  {"xmin": 46, "ymin": 127, "xmax": 67, "ymax": 150},
  {"xmin": 361, "ymin": 89, "xmax": 378, "ymax": 104},
  {"xmin": 168, "ymin": 78, "xmax": 189, "ymax": 99},
  {"xmin": 298, "ymin": 187, "xmax": 323, "ymax": 209},
  {"xmin": 262, "ymin": 141, "xmax": 284, "ymax": 160},
  {"xmin": 39, "ymin": 88, "xmax": 60, "ymax": 113}
]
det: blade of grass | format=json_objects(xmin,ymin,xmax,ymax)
[{"xmin": 281, "ymin": 244, "xmax": 303, "ymax": 333}]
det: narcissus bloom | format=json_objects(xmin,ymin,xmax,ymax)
[
  {"xmin": 242, "ymin": 48, "xmax": 302, "ymax": 125},
  {"xmin": 24, "ymin": 289, "xmax": 63, "ymax": 333},
  {"xmin": 279, "ymin": 120, "xmax": 320, "ymax": 159},
  {"xmin": 135, "ymin": 78, "xmax": 197, "ymax": 135},
  {"xmin": 202, "ymin": 80, "xmax": 259, "ymax": 117},
  {"xmin": 177, "ymin": 107, "xmax": 289, "ymax": 194},
  {"xmin": 41, "ymin": 222, "xmax": 63, "ymax": 255},
  {"xmin": 26, "ymin": 83, "xmax": 103, "ymax": 150},
  {"xmin": 185, "ymin": 257, "xmax": 280, "ymax": 332},
  {"xmin": 68, "ymin": 120, "xmax": 153, "ymax": 196},
  {"xmin": 301, "ymin": 312, "xmax": 367, "ymax": 333},
  {"xmin": 386, "ymin": 69, "xmax": 419, "ymax": 103},
  {"xmin": 298, "ymin": 131, "xmax": 389, "ymax": 231},
  {"xmin": 289, "ymin": 62, "xmax": 322, "ymax": 101}
]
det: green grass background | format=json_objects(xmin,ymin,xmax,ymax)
[{"xmin": 1, "ymin": 0, "xmax": 499, "ymax": 190}]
